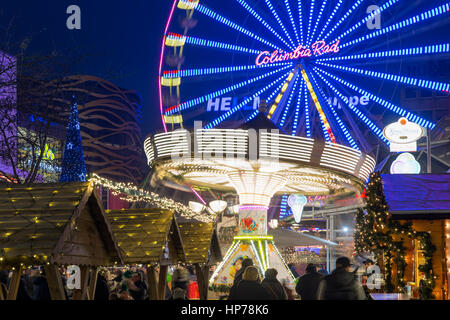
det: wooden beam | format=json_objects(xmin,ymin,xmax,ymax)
[
  {"xmin": 6, "ymin": 266, "xmax": 23, "ymax": 300},
  {"xmin": 0, "ymin": 283, "xmax": 5, "ymax": 300},
  {"xmin": 44, "ymin": 264, "xmax": 66, "ymax": 300},
  {"xmin": 158, "ymin": 265, "xmax": 168, "ymax": 300},
  {"xmin": 87, "ymin": 267, "xmax": 98, "ymax": 301},
  {"xmin": 195, "ymin": 263, "xmax": 210, "ymax": 300},
  {"xmin": 146, "ymin": 266, "xmax": 159, "ymax": 300},
  {"xmin": 72, "ymin": 266, "xmax": 89, "ymax": 300}
]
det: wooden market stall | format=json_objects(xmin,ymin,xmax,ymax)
[
  {"xmin": 381, "ymin": 174, "xmax": 450, "ymax": 300},
  {"xmin": 0, "ymin": 181, "xmax": 123, "ymax": 300},
  {"xmin": 178, "ymin": 222, "xmax": 222, "ymax": 300},
  {"xmin": 105, "ymin": 208, "xmax": 186, "ymax": 300}
]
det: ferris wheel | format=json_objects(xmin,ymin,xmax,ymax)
[{"xmin": 158, "ymin": 0, "xmax": 450, "ymax": 156}]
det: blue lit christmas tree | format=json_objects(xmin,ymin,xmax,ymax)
[{"xmin": 59, "ymin": 98, "xmax": 87, "ymax": 182}]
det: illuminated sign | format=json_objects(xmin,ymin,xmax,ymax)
[
  {"xmin": 288, "ymin": 194, "xmax": 307, "ymax": 224},
  {"xmin": 328, "ymin": 95, "xmax": 370, "ymax": 109},
  {"xmin": 390, "ymin": 153, "xmax": 421, "ymax": 174},
  {"xmin": 383, "ymin": 118, "xmax": 424, "ymax": 152},
  {"xmin": 255, "ymin": 40, "xmax": 340, "ymax": 66},
  {"xmin": 206, "ymin": 96, "xmax": 260, "ymax": 112}
]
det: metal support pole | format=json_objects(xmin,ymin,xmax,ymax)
[
  {"xmin": 427, "ymin": 128, "xmax": 432, "ymax": 173},
  {"xmin": 326, "ymin": 217, "xmax": 330, "ymax": 272},
  {"xmin": 330, "ymin": 215, "xmax": 336, "ymax": 272}
]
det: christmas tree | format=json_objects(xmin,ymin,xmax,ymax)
[{"xmin": 59, "ymin": 99, "xmax": 87, "ymax": 182}]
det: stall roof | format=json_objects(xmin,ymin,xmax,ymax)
[
  {"xmin": 269, "ymin": 228, "xmax": 337, "ymax": 248},
  {"xmin": 106, "ymin": 208, "xmax": 185, "ymax": 265},
  {"xmin": 0, "ymin": 182, "xmax": 122, "ymax": 267},
  {"xmin": 381, "ymin": 174, "xmax": 450, "ymax": 218},
  {"xmin": 178, "ymin": 222, "xmax": 222, "ymax": 265}
]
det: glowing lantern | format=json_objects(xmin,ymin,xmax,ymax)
[
  {"xmin": 208, "ymin": 200, "xmax": 228, "ymax": 214},
  {"xmin": 189, "ymin": 201, "xmax": 205, "ymax": 213},
  {"xmin": 288, "ymin": 194, "xmax": 307, "ymax": 223},
  {"xmin": 268, "ymin": 219, "xmax": 279, "ymax": 229}
]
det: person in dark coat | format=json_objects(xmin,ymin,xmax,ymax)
[
  {"xmin": 232, "ymin": 258, "xmax": 253, "ymax": 286},
  {"xmin": 295, "ymin": 263, "xmax": 323, "ymax": 300},
  {"xmin": 129, "ymin": 272, "xmax": 147, "ymax": 300},
  {"xmin": 32, "ymin": 269, "xmax": 51, "ymax": 301},
  {"xmin": 94, "ymin": 273, "xmax": 110, "ymax": 301},
  {"xmin": 228, "ymin": 266, "xmax": 270, "ymax": 300},
  {"xmin": 317, "ymin": 257, "xmax": 366, "ymax": 300},
  {"xmin": 261, "ymin": 268, "xmax": 287, "ymax": 300},
  {"xmin": 16, "ymin": 275, "xmax": 33, "ymax": 301}
]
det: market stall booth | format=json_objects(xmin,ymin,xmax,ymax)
[
  {"xmin": 382, "ymin": 174, "xmax": 450, "ymax": 300},
  {"xmin": 105, "ymin": 208, "xmax": 185, "ymax": 300},
  {"xmin": 178, "ymin": 221, "xmax": 222, "ymax": 300},
  {"xmin": 355, "ymin": 173, "xmax": 449, "ymax": 300},
  {"xmin": 0, "ymin": 182, "xmax": 123, "ymax": 300}
]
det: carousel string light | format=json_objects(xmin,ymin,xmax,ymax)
[{"xmin": 89, "ymin": 173, "xmax": 214, "ymax": 223}]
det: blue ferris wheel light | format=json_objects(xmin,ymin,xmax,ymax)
[{"xmin": 159, "ymin": 0, "xmax": 445, "ymax": 153}]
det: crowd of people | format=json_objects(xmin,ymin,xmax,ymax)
[
  {"xmin": 227, "ymin": 256, "xmax": 371, "ymax": 300},
  {"xmin": 0, "ymin": 256, "xmax": 376, "ymax": 300},
  {"xmin": 0, "ymin": 265, "xmax": 200, "ymax": 301}
]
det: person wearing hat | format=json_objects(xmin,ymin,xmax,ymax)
[
  {"xmin": 317, "ymin": 257, "xmax": 366, "ymax": 300},
  {"xmin": 295, "ymin": 263, "xmax": 323, "ymax": 300},
  {"xmin": 261, "ymin": 268, "xmax": 288, "ymax": 300}
]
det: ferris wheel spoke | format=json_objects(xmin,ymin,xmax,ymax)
[
  {"xmin": 235, "ymin": 0, "xmax": 293, "ymax": 50},
  {"xmin": 315, "ymin": 0, "xmax": 344, "ymax": 43},
  {"xmin": 308, "ymin": 0, "xmax": 329, "ymax": 45},
  {"xmin": 332, "ymin": 0, "xmax": 401, "ymax": 44},
  {"xmin": 284, "ymin": 0, "xmax": 300, "ymax": 46},
  {"xmin": 165, "ymin": 64, "xmax": 294, "ymax": 116},
  {"xmin": 279, "ymin": 75, "xmax": 301, "ymax": 127},
  {"xmin": 308, "ymin": 70, "xmax": 360, "ymax": 150},
  {"xmin": 313, "ymin": 66, "xmax": 436, "ymax": 129},
  {"xmin": 297, "ymin": 0, "xmax": 305, "ymax": 44},
  {"xmin": 204, "ymin": 70, "xmax": 293, "ymax": 129},
  {"xmin": 263, "ymin": 0, "xmax": 295, "ymax": 48},
  {"xmin": 314, "ymin": 70, "xmax": 389, "ymax": 145},
  {"xmin": 315, "ymin": 61, "xmax": 450, "ymax": 93},
  {"xmin": 340, "ymin": 2, "xmax": 450, "ymax": 49},
  {"xmin": 245, "ymin": 78, "xmax": 288, "ymax": 123},
  {"xmin": 292, "ymin": 82, "xmax": 309, "ymax": 137},
  {"xmin": 316, "ymin": 44, "xmax": 450, "ymax": 62},
  {"xmin": 196, "ymin": 3, "xmax": 282, "ymax": 51},
  {"xmin": 305, "ymin": 0, "xmax": 316, "ymax": 45},
  {"xmin": 321, "ymin": 0, "xmax": 365, "ymax": 43},
  {"xmin": 185, "ymin": 35, "xmax": 263, "ymax": 55},
  {"xmin": 163, "ymin": 62, "xmax": 293, "ymax": 79}
]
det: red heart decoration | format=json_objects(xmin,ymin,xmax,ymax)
[{"xmin": 241, "ymin": 217, "xmax": 253, "ymax": 229}]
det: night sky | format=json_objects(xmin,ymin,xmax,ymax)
[{"xmin": 0, "ymin": 0, "xmax": 173, "ymax": 135}]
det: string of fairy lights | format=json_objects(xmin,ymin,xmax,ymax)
[{"xmin": 89, "ymin": 173, "xmax": 214, "ymax": 223}]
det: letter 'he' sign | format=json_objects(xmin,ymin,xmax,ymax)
[{"xmin": 255, "ymin": 40, "xmax": 340, "ymax": 66}]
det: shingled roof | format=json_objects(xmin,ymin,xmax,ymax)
[
  {"xmin": 106, "ymin": 208, "xmax": 185, "ymax": 265},
  {"xmin": 0, "ymin": 182, "xmax": 123, "ymax": 268},
  {"xmin": 178, "ymin": 222, "xmax": 222, "ymax": 265}
]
